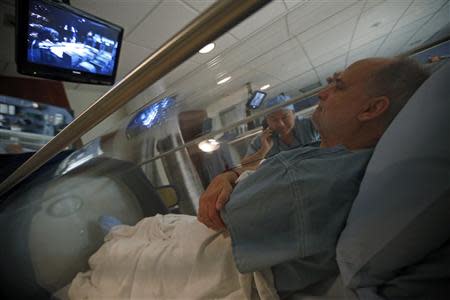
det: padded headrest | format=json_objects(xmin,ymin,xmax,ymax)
[{"xmin": 336, "ymin": 61, "xmax": 450, "ymax": 290}]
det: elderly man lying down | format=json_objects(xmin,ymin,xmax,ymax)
[{"xmin": 69, "ymin": 57, "xmax": 429, "ymax": 299}]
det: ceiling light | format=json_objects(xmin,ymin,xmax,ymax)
[
  {"xmin": 260, "ymin": 84, "xmax": 270, "ymax": 90},
  {"xmin": 199, "ymin": 43, "xmax": 215, "ymax": 54},
  {"xmin": 217, "ymin": 76, "xmax": 231, "ymax": 85},
  {"xmin": 198, "ymin": 139, "xmax": 220, "ymax": 153}
]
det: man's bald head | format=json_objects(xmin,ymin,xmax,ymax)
[
  {"xmin": 363, "ymin": 57, "xmax": 429, "ymax": 126},
  {"xmin": 313, "ymin": 56, "xmax": 429, "ymax": 149}
]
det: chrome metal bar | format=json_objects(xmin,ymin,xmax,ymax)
[{"xmin": 0, "ymin": 0, "xmax": 272, "ymax": 196}]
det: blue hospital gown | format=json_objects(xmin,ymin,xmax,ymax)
[
  {"xmin": 246, "ymin": 117, "xmax": 320, "ymax": 159},
  {"xmin": 221, "ymin": 144, "xmax": 373, "ymax": 296}
]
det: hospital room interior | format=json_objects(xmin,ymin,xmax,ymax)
[{"xmin": 0, "ymin": 0, "xmax": 449, "ymax": 299}]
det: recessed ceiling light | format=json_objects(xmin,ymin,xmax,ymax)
[
  {"xmin": 198, "ymin": 139, "xmax": 220, "ymax": 152},
  {"xmin": 260, "ymin": 84, "xmax": 270, "ymax": 90},
  {"xmin": 217, "ymin": 76, "xmax": 231, "ymax": 85},
  {"xmin": 199, "ymin": 43, "xmax": 215, "ymax": 54}
]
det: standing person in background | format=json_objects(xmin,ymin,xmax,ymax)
[{"xmin": 241, "ymin": 94, "xmax": 319, "ymax": 169}]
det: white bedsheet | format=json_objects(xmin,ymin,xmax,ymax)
[{"xmin": 69, "ymin": 214, "xmax": 279, "ymax": 300}]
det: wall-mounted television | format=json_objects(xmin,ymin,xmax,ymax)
[
  {"xmin": 16, "ymin": 0, "xmax": 123, "ymax": 85},
  {"xmin": 246, "ymin": 91, "xmax": 267, "ymax": 109}
]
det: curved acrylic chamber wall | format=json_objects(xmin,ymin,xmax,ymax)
[{"xmin": 0, "ymin": 0, "xmax": 449, "ymax": 298}]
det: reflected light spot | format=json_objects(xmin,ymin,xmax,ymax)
[
  {"xmin": 217, "ymin": 76, "xmax": 231, "ymax": 85},
  {"xmin": 198, "ymin": 139, "xmax": 220, "ymax": 152}
]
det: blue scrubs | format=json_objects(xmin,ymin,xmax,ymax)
[
  {"xmin": 246, "ymin": 117, "xmax": 320, "ymax": 159},
  {"xmin": 222, "ymin": 144, "xmax": 373, "ymax": 296}
]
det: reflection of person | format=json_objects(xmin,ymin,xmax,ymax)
[
  {"xmin": 241, "ymin": 95, "xmax": 319, "ymax": 169},
  {"xmin": 198, "ymin": 57, "xmax": 429, "ymax": 297},
  {"xmin": 69, "ymin": 57, "xmax": 429, "ymax": 298}
]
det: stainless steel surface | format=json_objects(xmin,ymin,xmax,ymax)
[{"xmin": 0, "ymin": 0, "xmax": 272, "ymax": 196}]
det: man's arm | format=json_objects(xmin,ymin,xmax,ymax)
[{"xmin": 197, "ymin": 169, "xmax": 241, "ymax": 230}]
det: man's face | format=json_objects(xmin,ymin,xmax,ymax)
[
  {"xmin": 312, "ymin": 59, "xmax": 386, "ymax": 139},
  {"xmin": 266, "ymin": 109, "xmax": 295, "ymax": 136}
]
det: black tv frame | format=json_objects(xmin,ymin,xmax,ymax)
[
  {"xmin": 246, "ymin": 90, "xmax": 267, "ymax": 109},
  {"xmin": 15, "ymin": 0, "xmax": 124, "ymax": 85}
]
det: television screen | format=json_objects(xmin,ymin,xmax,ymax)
[
  {"xmin": 246, "ymin": 91, "xmax": 267, "ymax": 109},
  {"xmin": 16, "ymin": 0, "xmax": 123, "ymax": 85},
  {"xmin": 126, "ymin": 97, "xmax": 176, "ymax": 138}
]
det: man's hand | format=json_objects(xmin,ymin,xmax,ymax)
[{"xmin": 198, "ymin": 171, "xmax": 239, "ymax": 230}]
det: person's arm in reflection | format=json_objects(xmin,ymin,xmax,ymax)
[{"xmin": 240, "ymin": 127, "xmax": 273, "ymax": 170}]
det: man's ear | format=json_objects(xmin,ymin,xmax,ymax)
[{"xmin": 358, "ymin": 96, "xmax": 390, "ymax": 121}]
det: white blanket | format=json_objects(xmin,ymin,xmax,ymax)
[{"xmin": 69, "ymin": 214, "xmax": 279, "ymax": 300}]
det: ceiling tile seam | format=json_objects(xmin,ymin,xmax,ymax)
[
  {"xmin": 179, "ymin": 0, "xmax": 203, "ymax": 13},
  {"xmin": 228, "ymin": 4, "xmax": 291, "ymax": 42},
  {"xmin": 284, "ymin": 10, "xmax": 320, "ymax": 87},
  {"xmin": 385, "ymin": 0, "xmax": 449, "ymax": 56},
  {"xmin": 177, "ymin": 0, "xmax": 202, "ymax": 15},
  {"xmin": 362, "ymin": 0, "xmax": 384, "ymax": 12},
  {"xmin": 123, "ymin": 0, "xmax": 164, "ymax": 39},
  {"xmin": 294, "ymin": 36, "xmax": 321, "ymax": 86},
  {"xmin": 314, "ymin": 54, "xmax": 347, "ymax": 72},
  {"xmin": 290, "ymin": 0, "xmax": 360, "ymax": 40},
  {"xmin": 345, "ymin": 0, "xmax": 367, "ymax": 67},
  {"xmin": 282, "ymin": 69, "xmax": 320, "ymax": 91},
  {"xmin": 372, "ymin": 0, "xmax": 415, "ymax": 57}
]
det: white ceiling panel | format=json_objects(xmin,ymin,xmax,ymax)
[
  {"xmin": 315, "ymin": 55, "xmax": 347, "ymax": 85},
  {"xmin": 284, "ymin": 69, "xmax": 320, "ymax": 92},
  {"xmin": 287, "ymin": 0, "xmax": 357, "ymax": 37},
  {"xmin": 189, "ymin": 34, "xmax": 238, "ymax": 64},
  {"xmin": 71, "ymin": 0, "xmax": 160, "ymax": 37},
  {"xmin": 246, "ymin": 38, "xmax": 301, "ymax": 70},
  {"xmin": 209, "ymin": 43, "xmax": 260, "ymax": 74},
  {"xmin": 402, "ymin": 2, "xmax": 450, "ymax": 51},
  {"xmin": 394, "ymin": 0, "xmax": 447, "ymax": 30},
  {"xmin": 161, "ymin": 59, "xmax": 200, "ymax": 87},
  {"xmin": 240, "ymin": 17, "xmax": 290, "ymax": 55},
  {"xmin": 181, "ymin": 0, "xmax": 215, "ymax": 12},
  {"xmin": 254, "ymin": 45, "xmax": 312, "ymax": 81},
  {"xmin": 266, "ymin": 82, "xmax": 293, "ymax": 99},
  {"xmin": 127, "ymin": 0, "xmax": 198, "ymax": 50},
  {"xmin": 229, "ymin": 1, "xmax": 287, "ymax": 40},
  {"xmin": 283, "ymin": 0, "xmax": 308, "ymax": 10},
  {"xmin": 352, "ymin": 0, "xmax": 413, "ymax": 49},
  {"xmin": 115, "ymin": 41, "xmax": 154, "ymax": 80},
  {"xmin": 347, "ymin": 36, "xmax": 385, "ymax": 65},
  {"xmin": 376, "ymin": 15, "xmax": 429, "ymax": 56},
  {"xmin": 211, "ymin": 18, "xmax": 290, "ymax": 73},
  {"xmin": 296, "ymin": 1, "xmax": 363, "ymax": 43},
  {"xmin": 302, "ymin": 16, "xmax": 358, "ymax": 65}
]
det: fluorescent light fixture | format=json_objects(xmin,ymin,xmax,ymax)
[
  {"xmin": 199, "ymin": 43, "xmax": 215, "ymax": 54},
  {"xmin": 217, "ymin": 76, "xmax": 231, "ymax": 85},
  {"xmin": 260, "ymin": 84, "xmax": 270, "ymax": 90},
  {"xmin": 198, "ymin": 139, "xmax": 220, "ymax": 152}
]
